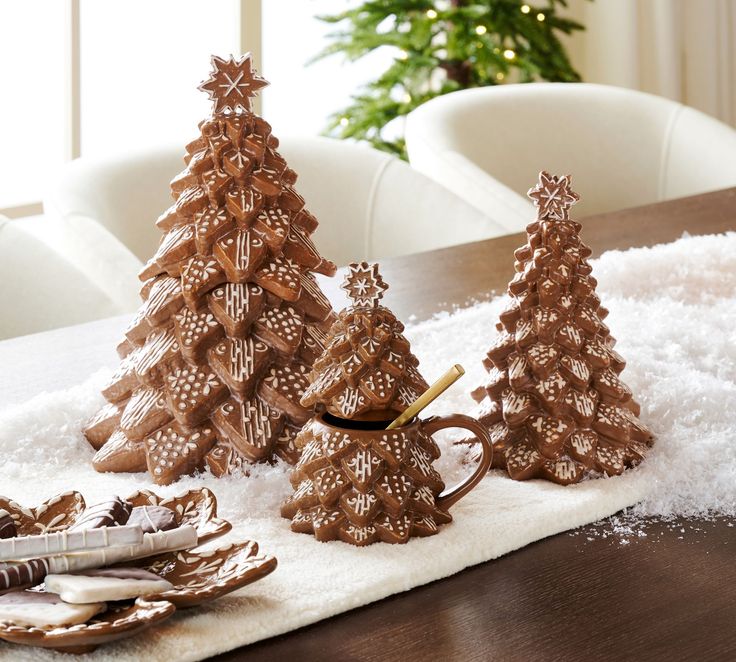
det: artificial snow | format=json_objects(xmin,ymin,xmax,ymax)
[
  {"xmin": 0, "ymin": 232, "xmax": 733, "ymax": 659},
  {"xmin": 1, "ymin": 232, "xmax": 734, "ymax": 518}
]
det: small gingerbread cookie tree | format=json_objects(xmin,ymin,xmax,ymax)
[
  {"xmin": 84, "ymin": 54, "xmax": 337, "ymax": 485},
  {"xmin": 470, "ymin": 171, "xmax": 653, "ymax": 484},
  {"xmin": 300, "ymin": 262, "xmax": 428, "ymax": 420},
  {"xmin": 282, "ymin": 263, "xmax": 463, "ymax": 546}
]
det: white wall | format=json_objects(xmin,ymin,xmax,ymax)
[
  {"xmin": 261, "ymin": 0, "xmax": 393, "ymax": 137},
  {"xmin": 564, "ymin": 0, "xmax": 736, "ymax": 128}
]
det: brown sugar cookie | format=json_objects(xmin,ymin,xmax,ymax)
[
  {"xmin": 213, "ymin": 229, "xmax": 267, "ymax": 282},
  {"xmin": 208, "ymin": 336, "xmax": 271, "ymax": 397},
  {"xmin": 208, "ymin": 282, "xmax": 264, "ymax": 337},
  {"xmin": 212, "ymin": 396, "xmax": 284, "ymax": 462},
  {"xmin": 146, "ymin": 423, "xmax": 217, "ymax": 485}
]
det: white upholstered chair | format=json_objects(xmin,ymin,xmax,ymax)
[
  {"xmin": 44, "ymin": 136, "xmax": 510, "ymax": 270},
  {"xmin": 44, "ymin": 146, "xmax": 179, "ymax": 265},
  {"xmin": 405, "ymin": 83, "xmax": 736, "ymax": 227},
  {"xmin": 0, "ymin": 216, "xmax": 130, "ymax": 340}
]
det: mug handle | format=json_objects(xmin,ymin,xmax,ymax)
[{"xmin": 422, "ymin": 413, "xmax": 493, "ymax": 511}]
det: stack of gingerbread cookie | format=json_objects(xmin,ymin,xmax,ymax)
[
  {"xmin": 0, "ymin": 496, "xmax": 193, "ymax": 595},
  {"xmin": 84, "ymin": 54, "xmax": 337, "ymax": 485},
  {"xmin": 0, "ymin": 489, "xmax": 276, "ymax": 652},
  {"xmin": 0, "ymin": 497, "xmax": 184, "ymax": 632},
  {"xmin": 470, "ymin": 171, "xmax": 654, "ymax": 484},
  {"xmin": 300, "ymin": 262, "xmax": 429, "ymax": 420}
]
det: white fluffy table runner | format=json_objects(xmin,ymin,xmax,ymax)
[{"xmin": 0, "ymin": 232, "xmax": 733, "ymax": 661}]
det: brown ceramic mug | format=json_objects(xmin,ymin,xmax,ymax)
[{"xmin": 317, "ymin": 409, "xmax": 493, "ymax": 512}]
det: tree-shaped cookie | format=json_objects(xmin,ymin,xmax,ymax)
[
  {"xmin": 300, "ymin": 262, "xmax": 426, "ymax": 420},
  {"xmin": 84, "ymin": 54, "xmax": 337, "ymax": 485},
  {"xmin": 470, "ymin": 171, "xmax": 653, "ymax": 484},
  {"xmin": 281, "ymin": 263, "xmax": 464, "ymax": 546}
]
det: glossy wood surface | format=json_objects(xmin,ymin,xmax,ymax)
[{"xmin": 215, "ymin": 188, "xmax": 736, "ymax": 661}]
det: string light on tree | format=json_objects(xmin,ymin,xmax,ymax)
[{"xmin": 314, "ymin": 0, "xmax": 586, "ymax": 158}]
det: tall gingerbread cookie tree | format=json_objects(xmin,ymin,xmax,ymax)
[
  {"xmin": 84, "ymin": 54, "xmax": 337, "ymax": 485},
  {"xmin": 282, "ymin": 263, "xmax": 458, "ymax": 546},
  {"xmin": 470, "ymin": 171, "xmax": 653, "ymax": 485}
]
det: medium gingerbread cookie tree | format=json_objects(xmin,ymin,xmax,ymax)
[
  {"xmin": 282, "ymin": 263, "xmax": 464, "ymax": 546},
  {"xmin": 84, "ymin": 54, "xmax": 336, "ymax": 485},
  {"xmin": 470, "ymin": 171, "xmax": 653, "ymax": 485}
]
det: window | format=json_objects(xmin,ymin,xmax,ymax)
[
  {"xmin": 0, "ymin": 1, "xmax": 68, "ymax": 211},
  {"xmin": 262, "ymin": 0, "xmax": 393, "ymax": 136},
  {"xmin": 0, "ymin": 0, "xmax": 376, "ymax": 215},
  {"xmin": 80, "ymin": 0, "xmax": 240, "ymax": 157}
]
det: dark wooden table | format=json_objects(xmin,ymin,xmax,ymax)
[{"xmin": 216, "ymin": 188, "xmax": 736, "ymax": 662}]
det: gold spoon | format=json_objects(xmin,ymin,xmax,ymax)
[{"xmin": 386, "ymin": 364, "xmax": 465, "ymax": 430}]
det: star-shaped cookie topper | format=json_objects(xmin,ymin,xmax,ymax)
[
  {"xmin": 198, "ymin": 53, "xmax": 268, "ymax": 115},
  {"xmin": 341, "ymin": 262, "xmax": 388, "ymax": 308},
  {"xmin": 527, "ymin": 171, "xmax": 580, "ymax": 221}
]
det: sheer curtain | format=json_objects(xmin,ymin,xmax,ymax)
[{"xmin": 565, "ymin": 0, "xmax": 736, "ymax": 126}]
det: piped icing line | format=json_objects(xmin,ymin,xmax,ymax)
[{"xmin": 143, "ymin": 508, "xmax": 156, "ymax": 532}]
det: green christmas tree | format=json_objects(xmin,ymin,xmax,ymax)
[{"xmin": 314, "ymin": 0, "xmax": 586, "ymax": 157}]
